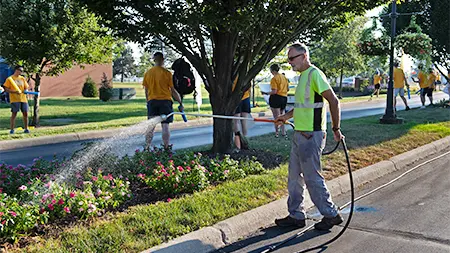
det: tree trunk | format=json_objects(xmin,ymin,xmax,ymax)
[
  {"xmin": 210, "ymin": 93, "xmax": 238, "ymax": 153},
  {"xmin": 31, "ymin": 74, "xmax": 41, "ymax": 126},
  {"xmin": 209, "ymin": 31, "xmax": 242, "ymax": 153}
]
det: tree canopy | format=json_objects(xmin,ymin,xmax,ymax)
[
  {"xmin": 381, "ymin": 0, "xmax": 449, "ymax": 69},
  {"xmin": 79, "ymin": 0, "xmax": 386, "ymax": 152},
  {"xmin": 0, "ymin": 0, "xmax": 114, "ymax": 125}
]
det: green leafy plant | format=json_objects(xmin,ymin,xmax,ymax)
[
  {"xmin": 99, "ymin": 72, "xmax": 113, "ymax": 102},
  {"xmin": 81, "ymin": 76, "xmax": 98, "ymax": 97}
]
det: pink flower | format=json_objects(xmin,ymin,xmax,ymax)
[
  {"xmin": 224, "ymin": 170, "xmax": 229, "ymax": 175},
  {"xmin": 58, "ymin": 198, "xmax": 64, "ymax": 205},
  {"xmin": 177, "ymin": 166, "xmax": 184, "ymax": 172},
  {"xmin": 18, "ymin": 185, "xmax": 27, "ymax": 191},
  {"xmin": 137, "ymin": 173, "xmax": 145, "ymax": 179},
  {"xmin": 103, "ymin": 174, "xmax": 113, "ymax": 181},
  {"xmin": 92, "ymin": 176, "xmax": 98, "ymax": 181},
  {"xmin": 167, "ymin": 198, "xmax": 172, "ymax": 202},
  {"xmin": 0, "ymin": 212, "xmax": 3, "ymax": 217},
  {"xmin": 34, "ymin": 191, "xmax": 39, "ymax": 196},
  {"xmin": 9, "ymin": 211, "xmax": 17, "ymax": 217},
  {"xmin": 69, "ymin": 192, "xmax": 76, "ymax": 198},
  {"xmin": 63, "ymin": 207, "xmax": 70, "ymax": 213},
  {"xmin": 51, "ymin": 199, "xmax": 56, "ymax": 205},
  {"xmin": 48, "ymin": 204, "xmax": 54, "ymax": 211}
]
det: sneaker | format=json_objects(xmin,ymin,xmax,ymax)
[
  {"xmin": 314, "ymin": 214, "xmax": 344, "ymax": 231},
  {"xmin": 405, "ymin": 106, "xmax": 410, "ymax": 111},
  {"xmin": 24, "ymin": 129, "xmax": 30, "ymax": 134},
  {"xmin": 9, "ymin": 129, "xmax": 14, "ymax": 134},
  {"xmin": 275, "ymin": 216, "xmax": 306, "ymax": 228}
]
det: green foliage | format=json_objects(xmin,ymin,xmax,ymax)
[
  {"xmin": 99, "ymin": 73, "xmax": 113, "ymax": 102},
  {"xmin": 135, "ymin": 50, "xmax": 153, "ymax": 77},
  {"xmin": 381, "ymin": 0, "xmax": 449, "ymax": 69},
  {"xmin": 0, "ymin": 0, "xmax": 113, "ymax": 77},
  {"xmin": 311, "ymin": 16, "xmax": 368, "ymax": 79},
  {"xmin": 81, "ymin": 76, "xmax": 98, "ymax": 97},
  {"xmin": 358, "ymin": 18, "xmax": 390, "ymax": 56},
  {"xmin": 113, "ymin": 43, "xmax": 136, "ymax": 82},
  {"xmin": 394, "ymin": 16, "xmax": 432, "ymax": 64}
]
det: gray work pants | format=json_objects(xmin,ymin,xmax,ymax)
[{"xmin": 287, "ymin": 131, "xmax": 338, "ymax": 220}]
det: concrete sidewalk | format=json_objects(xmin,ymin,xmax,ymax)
[{"xmin": 144, "ymin": 136, "xmax": 450, "ymax": 253}]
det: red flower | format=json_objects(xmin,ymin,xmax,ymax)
[
  {"xmin": 48, "ymin": 204, "xmax": 54, "ymax": 211},
  {"xmin": 167, "ymin": 198, "xmax": 172, "ymax": 202},
  {"xmin": 58, "ymin": 198, "xmax": 64, "ymax": 205},
  {"xmin": 69, "ymin": 192, "xmax": 76, "ymax": 198}
]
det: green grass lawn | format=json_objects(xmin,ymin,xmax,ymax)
[
  {"xmin": 19, "ymin": 106, "xmax": 450, "ymax": 253},
  {"xmin": 0, "ymin": 81, "xmax": 440, "ymax": 141}
]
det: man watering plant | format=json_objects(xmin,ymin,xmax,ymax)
[
  {"xmin": 2, "ymin": 66, "xmax": 30, "ymax": 134},
  {"xmin": 275, "ymin": 43, "xmax": 344, "ymax": 231}
]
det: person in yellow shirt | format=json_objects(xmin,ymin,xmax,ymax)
[
  {"xmin": 262, "ymin": 64, "xmax": 289, "ymax": 139},
  {"xmin": 412, "ymin": 65, "xmax": 433, "ymax": 108},
  {"xmin": 2, "ymin": 66, "xmax": 30, "ymax": 134},
  {"xmin": 232, "ymin": 77, "xmax": 251, "ymax": 149},
  {"xmin": 142, "ymin": 52, "xmax": 183, "ymax": 149},
  {"xmin": 393, "ymin": 62, "xmax": 410, "ymax": 111},
  {"xmin": 370, "ymin": 69, "xmax": 382, "ymax": 100}
]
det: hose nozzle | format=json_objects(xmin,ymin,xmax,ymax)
[{"xmin": 160, "ymin": 114, "xmax": 168, "ymax": 121}]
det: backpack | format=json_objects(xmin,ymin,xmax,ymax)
[{"xmin": 172, "ymin": 58, "xmax": 195, "ymax": 96}]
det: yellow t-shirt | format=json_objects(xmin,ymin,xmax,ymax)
[
  {"xmin": 373, "ymin": 74, "xmax": 381, "ymax": 84},
  {"xmin": 142, "ymin": 66, "xmax": 174, "ymax": 101},
  {"xmin": 393, "ymin": 68, "xmax": 406, "ymax": 88},
  {"xmin": 418, "ymin": 71, "xmax": 428, "ymax": 88},
  {"xmin": 270, "ymin": 73, "xmax": 288, "ymax": 97},
  {"xmin": 428, "ymin": 73, "xmax": 436, "ymax": 88},
  {"xmin": 3, "ymin": 76, "xmax": 29, "ymax": 103},
  {"xmin": 232, "ymin": 77, "xmax": 250, "ymax": 100}
]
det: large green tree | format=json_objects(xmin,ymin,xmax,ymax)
[
  {"xmin": 113, "ymin": 44, "xmax": 136, "ymax": 82},
  {"xmin": 381, "ymin": 0, "xmax": 449, "ymax": 70},
  {"xmin": 310, "ymin": 16, "xmax": 368, "ymax": 97},
  {"xmin": 0, "ymin": 0, "xmax": 113, "ymax": 126},
  {"xmin": 79, "ymin": 0, "xmax": 385, "ymax": 153}
]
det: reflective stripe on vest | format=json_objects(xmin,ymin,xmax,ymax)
[{"xmin": 294, "ymin": 68, "xmax": 323, "ymax": 108}]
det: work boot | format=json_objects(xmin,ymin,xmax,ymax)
[
  {"xmin": 314, "ymin": 214, "xmax": 343, "ymax": 231},
  {"xmin": 275, "ymin": 216, "xmax": 306, "ymax": 228},
  {"xmin": 405, "ymin": 106, "xmax": 410, "ymax": 111}
]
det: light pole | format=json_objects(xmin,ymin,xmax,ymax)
[{"xmin": 380, "ymin": 0, "xmax": 403, "ymax": 124}]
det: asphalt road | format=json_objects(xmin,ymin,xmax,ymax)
[
  {"xmin": 0, "ymin": 92, "xmax": 447, "ymax": 166},
  {"xmin": 216, "ymin": 149, "xmax": 450, "ymax": 253}
]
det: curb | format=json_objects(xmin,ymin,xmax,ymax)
[
  {"xmin": 144, "ymin": 135, "xmax": 450, "ymax": 253},
  {"xmin": 0, "ymin": 111, "xmax": 269, "ymax": 151}
]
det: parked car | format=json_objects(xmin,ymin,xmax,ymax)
[{"xmin": 341, "ymin": 77, "xmax": 355, "ymax": 87}]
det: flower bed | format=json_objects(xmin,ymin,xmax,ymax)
[{"xmin": 0, "ymin": 147, "xmax": 267, "ymax": 242}]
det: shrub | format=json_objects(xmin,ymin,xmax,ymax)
[
  {"xmin": 99, "ymin": 73, "xmax": 113, "ymax": 102},
  {"xmin": 81, "ymin": 76, "xmax": 98, "ymax": 97}
]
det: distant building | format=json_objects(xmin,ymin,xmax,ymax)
[{"xmin": 0, "ymin": 57, "xmax": 112, "ymax": 97}]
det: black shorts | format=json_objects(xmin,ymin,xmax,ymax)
[
  {"xmin": 235, "ymin": 97, "xmax": 251, "ymax": 114},
  {"xmin": 11, "ymin": 102, "xmax": 29, "ymax": 113},
  {"xmin": 269, "ymin": 94, "xmax": 287, "ymax": 110},
  {"xmin": 420, "ymin": 88, "xmax": 433, "ymax": 97},
  {"xmin": 374, "ymin": 83, "xmax": 381, "ymax": 89},
  {"xmin": 147, "ymin": 100, "xmax": 173, "ymax": 123}
]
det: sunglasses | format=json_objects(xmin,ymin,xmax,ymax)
[{"xmin": 288, "ymin": 53, "xmax": 304, "ymax": 62}]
